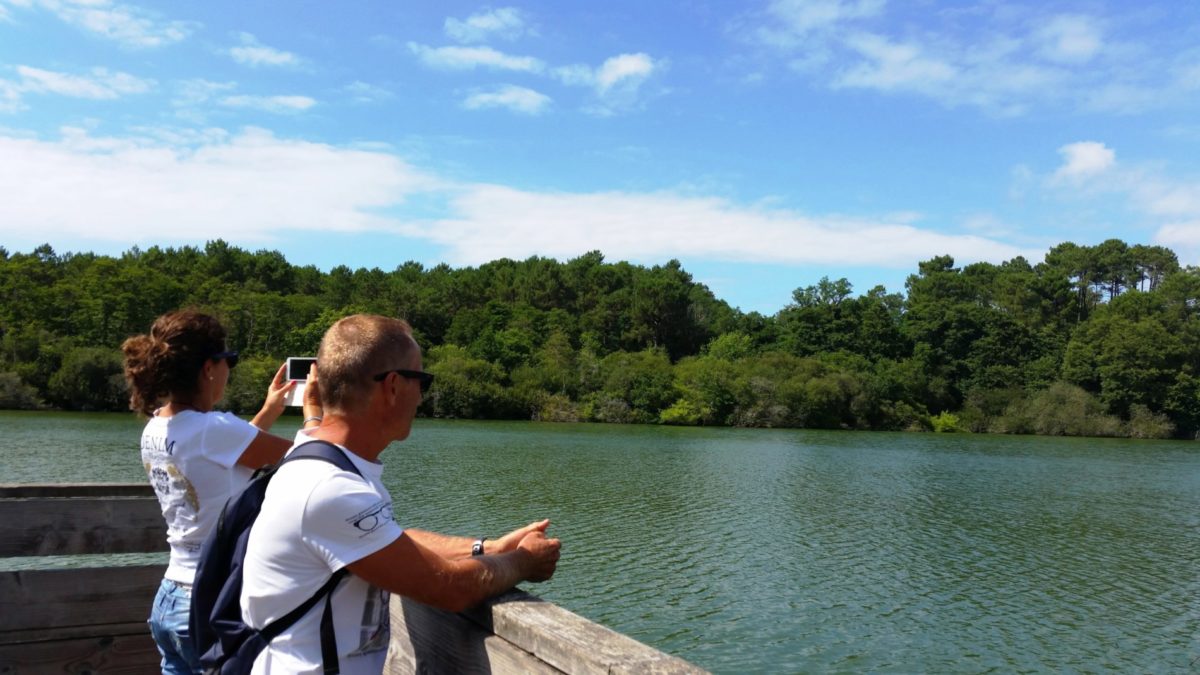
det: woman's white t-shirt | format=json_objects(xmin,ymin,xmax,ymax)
[{"xmin": 141, "ymin": 410, "xmax": 258, "ymax": 584}]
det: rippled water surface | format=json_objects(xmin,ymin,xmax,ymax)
[{"xmin": 3, "ymin": 411, "xmax": 1198, "ymax": 672}]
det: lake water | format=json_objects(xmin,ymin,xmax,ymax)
[{"xmin": 2, "ymin": 411, "xmax": 1198, "ymax": 672}]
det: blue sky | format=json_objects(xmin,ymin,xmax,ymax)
[{"xmin": 2, "ymin": 1, "xmax": 1199, "ymax": 314}]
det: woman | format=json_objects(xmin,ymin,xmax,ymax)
[{"xmin": 122, "ymin": 309, "xmax": 321, "ymax": 674}]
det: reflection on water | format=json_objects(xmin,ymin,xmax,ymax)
[{"xmin": 2, "ymin": 411, "xmax": 1198, "ymax": 672}]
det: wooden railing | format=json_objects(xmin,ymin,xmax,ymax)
[{"xmin": 0, "ymin": 484, "xmax": 706, "ymax": 674}]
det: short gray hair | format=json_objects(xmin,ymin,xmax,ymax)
[{"xmin": 317, "ymin": 314, "xmax": 417, "ymax": 413}]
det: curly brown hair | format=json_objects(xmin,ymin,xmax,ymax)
[{"xmin": 121, "ymin": 310, "xmax": 227, "ymax": 415}]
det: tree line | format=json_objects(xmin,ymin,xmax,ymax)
[{"xmin": 1, "ymin": 239, "xmax": 1196, "ymax": 439}]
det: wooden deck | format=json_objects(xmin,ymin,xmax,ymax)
[{"xmin": 0, "ymin": 483, "xmax": 706, "ymax": 674}]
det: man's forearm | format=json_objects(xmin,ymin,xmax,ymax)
[
  {"xmin": 442, "ymin": 550, "xmax": 531, "ymax": 611},
  {"xmin": 404, "ymin": 528, "xmax": 477, "ymax": 559}
]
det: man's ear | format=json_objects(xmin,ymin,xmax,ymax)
[{"xmin": 379, "ymin": 374, "xmax": 400, "ymax": 408}]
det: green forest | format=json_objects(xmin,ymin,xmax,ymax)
[{"xmin": 1, "ymin": 239, "xmax": 1197, "ymax": 439}]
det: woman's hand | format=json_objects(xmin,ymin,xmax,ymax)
[
  {"xmin": 251, "ymin": 363, "xmax": 294, "ymax": 432},
  {"xmin": 262, "ymin": 363, "xmax": 294, "ymax": 414}
]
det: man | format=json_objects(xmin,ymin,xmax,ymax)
[{"xmin": 241, "ymin": 314, "xmax": 561, "ymax": 674}]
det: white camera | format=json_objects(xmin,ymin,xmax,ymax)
[{"xmin": 283, "ymin": 357, "xmax": 316, "ymax": 407}]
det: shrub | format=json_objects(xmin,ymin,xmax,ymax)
[
  {"xmin": 930, "ymin": 411, "xmax": 965, "ymax": 433},
  {"xmin": 424, "ymin": 345, "xmax": 522, "ymax": 419},
  {"xmin": 1125, "ymin": 404, "xmax": 1174, "ymax": 439},
  {"xmin": 992, "ymin": 382, "xmax": 1122, "ymax": 437},
  {"xmin": 659, "ymin": 398, "xmax": 706, "ymax": 426},
  {"xmin": 48, "ymin": 347, "xmax": 126, "ymax": 411},
  {"xmin": 532, "ymin": 393, "xmax": 581, "ymax": 423},
  {"xmin": 580, "ymin": 393, "xmax": 634, "ymax": 424},
  {"xmin": 0, "ymin": 371, "xmax": 42, "ymax": 409}
]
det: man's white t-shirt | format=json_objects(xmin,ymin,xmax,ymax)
[
  {"xmin": 241, "ymin": 443, "xmax": 403, "ymax": 675},
  {"xmin": 141, "ymin": 410, "xmax": 257, "ymax": 584}
]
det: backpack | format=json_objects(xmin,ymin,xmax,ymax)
[{"xmin": 190, "ymin": 440, "xmax": 362, "ymax": 675}]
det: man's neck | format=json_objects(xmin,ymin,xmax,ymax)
[{"xmin": 308, "ymin": 415, "xmax": 388, "ymax": 463}]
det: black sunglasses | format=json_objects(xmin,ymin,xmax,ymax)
[
  {"xmin": 373, "ymin": 369, "xmax": 434, "ymax": 393},
  {"xmin": 210, "ymin": 351, "xmax": 239, "ymax": 369}
]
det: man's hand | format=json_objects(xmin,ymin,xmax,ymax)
[
  {"xmin": 302, "ymin": 363, "xmax": 322, "ymax": 422},
  {"xmin": 350, "ymin": 527, "xmax": 562, "ymax": 612},
  {"xmin": 516, "ymin": 530, "xmax": 560, "ymax": 582},
  {"xmin": 493, "ymin": 519, "xmax": 550, "ymax": 555}
]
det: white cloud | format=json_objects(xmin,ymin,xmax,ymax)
[
  {"xmin": 744, "ymin": 4, "xmax": 1179, "ymax": 116},
  {"xmin": 228, "ymin": 32, "xmax": 300, "ymax": 67},
  {"xmin": 595, "ymin": 53, "xmax": 657, "ymax": 93},
  {"xmin": 835, "ymin": 33, "xmax": 957, "ymax": 92},
  {"xmin": 406, "ymin": 39, "xmax": 660, "ymax": 115},
  {"xmin": 1035, "ymin": 15, "xmax": 1103, "ymax": 64},
  {"xmin": 420, "ymin": 184, "xmax": 1032, "ymax": 268},
  {"xmin": 344, "ymin": 81, "xmax": 394, "ymax": 104},
  {"xmin": 17, "ymin": 65, "xmax": 153, "ymax": 98},
  {"xmin": 551, "ymin": 53, "xmax": 662, "ymax": 114},
  {"xmin": 0, "ymin": 65, "xmax": 153, "ymax": 107},
  {"xmin": 556, "ymin": 53, "xmax": 660, "ymax": 95},
  {"xmin": 0, "ymin": 127, "xmax": 433, "ymax": 243},
  {"xmin": 1052, "ymin": 141, "xmax": 1115, "ymax": 182},
  {"xmin": 1155, "ymin": 221, "xmax": 1200, "ymax": 251},
  {"xmin": 1082, "ymin": 82, "xmax": 1161, "ymax": 115},
  {"xmin": 8, "ymin": 0, "xmax": 193, "ymax": 47},
  {"xmin": 463, "ymin": 85, "xmax": 550, "ymax": 115},
  {"xmin": 553, "ymin": 64, "xmax": 594, "ymax": 87},
  {"xmin": 962, "ymin": 213, "xmax": 1015, "ymax": 238},
  {"xmin": 829, "ymin": 31, "xmax": 1068, "ymax": 114},
  {"xmin": 1038, "ymin": 142, "xmax": 1200, "ymax": 262},
  {"xmin": 408, "ymin": 43, "xmax": 544, "ymax": 73},
  {"xmin": 756, "ymin": 0, "xmax": 884, "ymax": 48},
  {"xmin": 0, "ymin": 126, "xmax": 1033, "ymax": 272},
  {"xmin": 219, "ymin": 95, "xmax": 316, "ymax": 113},
  {"xmin": 0, "ymin": 79, "xmax": 22, "ymax": 113},
  {"xmin": 445, "ymin": 7, "xmax": 529, "ymax": 43},
  {"xmin": 1133, "ymin": 174, "xmax": 1200, "ymax": 220},
  {"xmin": 1143, "ymin": 173, "xmax": 1200, "ymax": 261},
  {"xmin": 173, "ymin": 79, "xmax": 236, "ymax": 107}
]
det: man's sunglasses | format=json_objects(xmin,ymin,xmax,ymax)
[
  {"xmin": 210, "ymin": 351, "xmax": 239, "ymax": 369},
  {"xmin": 373, "ymin": 369, "xmax": 434, "ymax": 394}
]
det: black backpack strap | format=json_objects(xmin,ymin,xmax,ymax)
[
  {"xmin": 320, "ymin": 589, "xmax": 340, "ymax": 675},
  {"xmin": 258, "ymin": 567, "xmax": 348, "ymax": 643},
  {"xmin": 256, "ymin": 440, "xmax": 362, "ymax": 670},
  {"xmin": 285, "ymin": 440, "xmax": 362, "ymax": 477}
]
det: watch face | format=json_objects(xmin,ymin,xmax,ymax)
[{"xmin": 472, "ymin": 540, "xmax": 485, "ymax": 556}]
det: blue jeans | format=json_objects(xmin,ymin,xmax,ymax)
[{"xmin": 149, "ymin": 577, "xmax": 201, "ymax": 675}]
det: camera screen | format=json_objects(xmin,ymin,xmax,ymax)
[{"xmin": 286, "ymin": 357, "xmax": 317, "ymax": 381}]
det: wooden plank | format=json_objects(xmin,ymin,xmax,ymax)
[
  {"xmin": 0, "ymin": 565, "xmax": 164, "ymax": 634},
  {"xmin": 0, "ymin": 483, "xmax": 153, "ymax": 499},
  {"xmin": 385, "ymin": 595, "xmax": 563, "ymax": 675},
  {"xmin": 462, "ymin": 590, "xmax": 708, "ymax": 675},
  {"xmin": 0, "ymin": 496, "xmax": 165, "ymax": 557},
  {"xmin": 0, "ymin": 621, "xmax": 149, "ymax": 646},
  {"xmin": 0, "ymin": 631, "xmax": 160, "ymax": 674}
]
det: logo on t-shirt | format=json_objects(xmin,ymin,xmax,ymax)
[
  {"xmin": 347, "ymin": 501, "xmax": 393, "ymax": 536},
  {"xmin": 346, "ymin": 587, "xmax": 390, "ymax": 657}
]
